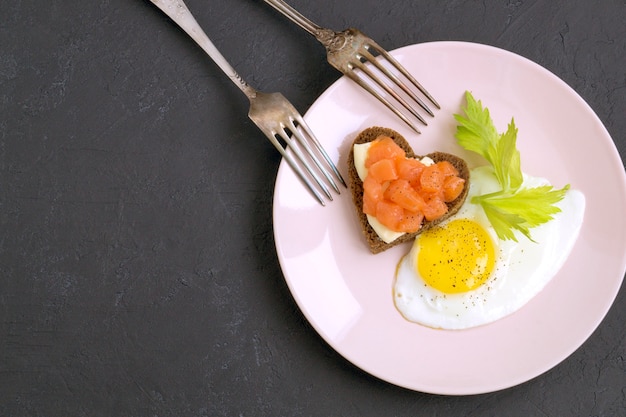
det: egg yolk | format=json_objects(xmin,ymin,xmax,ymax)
[{"xmin": 416, "ymin": 219, "xmax": 495, "ymax": 294}]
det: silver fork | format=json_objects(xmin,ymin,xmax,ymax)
[
  {"xmin": 149, "ymin": 0, "xmax": 345, "ymax": 206},
  {"xmin": 263, "ymin": 0, "xmax": 440, "ymax": 134}
]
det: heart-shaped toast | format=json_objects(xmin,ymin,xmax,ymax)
[{"xmin": 347, "ymin": 126, "xmax": 470, "ymax": 254}]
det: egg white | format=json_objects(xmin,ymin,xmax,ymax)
[{"xmin": 393, "ymin": 166, "xmax": 586, "ymax": 330}]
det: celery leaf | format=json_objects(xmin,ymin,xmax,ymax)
[{"xmin": 455, "ymin": 91, "xmax": 569, "ymax": 241}]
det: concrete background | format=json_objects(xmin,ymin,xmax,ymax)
[{"xmin": 1, "ymin": 0, "xmax": 624, "ymax": 415}]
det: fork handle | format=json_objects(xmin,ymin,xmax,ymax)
[
  {"xmin": 150, "ymin": 0, "xmax": 256, "ymax": 98},
  {"xmin": 263, "ymin": 0, "xmax": 325, "ymax": 38}
]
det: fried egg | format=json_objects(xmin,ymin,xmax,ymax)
[{"xmin": 393, "ymin": 166, "xmax": 585, "ymax": 330}]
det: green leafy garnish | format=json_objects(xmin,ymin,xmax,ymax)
[{"xmin": 454, "ymin": 91, "xmax": 569, "ymax": 242}]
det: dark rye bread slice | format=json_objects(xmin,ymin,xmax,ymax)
[{"xmin": 347, "ymin": 126, "xmax": 470, "ymax": 254}]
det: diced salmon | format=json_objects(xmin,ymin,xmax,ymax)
[
  {"xmin": 420, "ymin": 164, "xmax": 444, "ymax": 193},
  {"xmin": 362, "ymin": 176, "xmax": 383, "ymax": 215},
  {"xmin": 363, "ymin": 191, "xmax": 378, "ymax": 216},
  {"xmin": 442, "ymin": 176, "xmax": 465, "ymax": 202},
  {"xmin": 436, "ymin": 160, "xmax": 459, "ymax": 178},
  {"xmin": 395, "ymin": 157, "xmax": 425, "ymax": 183},
  {"xmin": 396, "ymin": 210, "xmax": 424, "ymax": 233},
  {"xmin": 384, "ymin": 179, "xmax": 425, "ymax": 212},
  {"xmin": 361, "ymin": 138, "xmax": 466, "ymax": 232},
  {"xmin": 363, "ymin": 175, "xmax": 383, "ymax": 200},
  {"xmin": 368, "ymin": 158, "xmax": 398, "ymax": 183},
  {"xmin": 365, "ymin": 136, "xmax": 406, "ymax": 168},
  {"xmin": 375, "ymin": 200, "xmax": 404, "ymax": 230},
  {"xmin": 422, "ymin": 196, "xmax": 448, "ymax": 221}
]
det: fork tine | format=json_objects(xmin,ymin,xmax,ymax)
[
  {"xmin": 344, "ymin": 70, "xmax": 422, "ymax": 134},
  {"xmin": 260, "ymin": 127, "xmax": 328, "ymax": 205},
  {"xmin": 249, "ymin": 91, "xmax": 343, "ymax": 205},
  {"xmin": 352, "ymin": 57, "xmax": 428, "ymax": 125},
  {"xmin": 287, "ymin": 119, "xmax": 340, "ymax": 194},
  {"xmin": 292, "ymin": 113, "xmax": 347, "ymax": 188},
  {"xmin": 361, "ymin": 46, "xmax": 434, "ymax": 117},
  {"xmin": 285, "ymin": 118, "xmax": 341, "ymax": 194},
  {"xmin": 275, "ymin": 128, "xmax": 334, "ymax": 201},
  {"xmin": 367, "ymin": 41, "xmax": 440, "ymax": 110}
]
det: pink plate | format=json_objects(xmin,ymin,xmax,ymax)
[{"xmin": 272, "ymin": 41, "xmax": 626, "ymax": 395}]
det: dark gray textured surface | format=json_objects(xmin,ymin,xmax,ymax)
[{"xmin": 1, "ymin": 0, "xmax": 625, "ymax": 415}]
